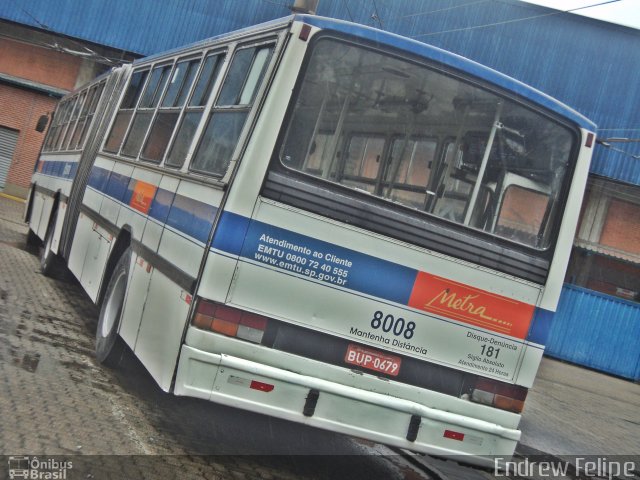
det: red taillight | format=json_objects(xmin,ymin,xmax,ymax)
[
  {"xmin": 193, "ymin": 299, "xmax": 269, "ymax": 343},
  {"xmin": 250, "ymin": 380, "xmax": 274, "ymax": 392},
  {"xmin": 471, "ymin": 377, "xmax": 528, "ymax": 413},
  {"xmin": 443, "ymin": 430, "xmax": 465, "ymax": 441}
]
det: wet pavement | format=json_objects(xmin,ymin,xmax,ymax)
[{"xmin": 0, "ymin": 196, "xmax": 430, "ymax": 480}]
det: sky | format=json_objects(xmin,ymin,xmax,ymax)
[{"xmin": 520, "ymin": 0, "xmax": 640, "ymax": 29}]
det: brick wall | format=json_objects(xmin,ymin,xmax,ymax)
[
  {"xmin": 0, "ymin": 38, "xmax": 83, "ymax": 197},
  {"xmin": 0, "ymin": 38, "xmax": 81, "ymax": 90},
  {"xmin": 0, "ymin": 84, "xmax": 58, "ymax": 196},
  {"xmin": 600, "ymin": 198, "xmax": 640, "ymax": 255}
]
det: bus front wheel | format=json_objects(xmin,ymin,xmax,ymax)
[{"xmin": 96, "ymin": 248, "xmax": 130, "ymax": 367}]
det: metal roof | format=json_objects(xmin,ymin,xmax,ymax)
[{"xmin": 1, "ymin": 0, "xmax": 639, "ymax": 183}]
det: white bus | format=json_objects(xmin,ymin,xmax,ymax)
[{"xmin": 25, "ymin": 15, "xmax": 596, "ymax": 466}]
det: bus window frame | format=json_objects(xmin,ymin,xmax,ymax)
[
  {"xmin": 102, "ymin": 67, "xmax": 151, "ymax": 155},
  {"xmin": 188, "ymin": 38, "xmax": 278, "ymax": 179},
  {"xmin": 97, "ymin": 29, "xmax": 286, "ymax": 186},
  {"xmin": 163, "ymin": 48, "xmax": 228, "ymax": 170},
  {"xmin": 139, "ymin": 54, "xmax": 204, "ymax": 165},
  {"xmin": 121, "ymin": 61, "xmax": 174, "ymax": 159}
]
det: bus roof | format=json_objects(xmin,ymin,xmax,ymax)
[
  {"xmin": 298, "ymin": 15, "xmax": 596, "ymax": 131},
  {"xmin": 132, "ymin": 14, "xmax": 595, "ymax": 131}
]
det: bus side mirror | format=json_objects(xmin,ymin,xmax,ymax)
[{"xmin": 35, "ymin": 115, "xmax": 49, "ymax": 133}]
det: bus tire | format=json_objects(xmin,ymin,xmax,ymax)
[
  {"xmin": 26, "ymin": 228, "xmax": 40, "ymax": 247},
  {"xmin": 40, "ymin": 208, "xmax": 61, "ymax": 276},
  {"xmin": 95, "ymin": 248, "xmax": 130, "ymax": 368}
]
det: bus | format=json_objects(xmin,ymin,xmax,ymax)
[{"xmin": 25, "ymin": 15, "xmax": 596, "ymax": 466}]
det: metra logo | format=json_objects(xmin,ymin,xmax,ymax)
[
  {"xmin": 408, "ymin": 272, "xmax": 534, "ymax": 339},
  {"xmin": 427, "ymin": 290, "xmax": 498, "ymax": 322}
]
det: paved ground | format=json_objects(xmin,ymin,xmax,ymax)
[
  {"xmin": 0, "ymin": 194, "xmax": 638, "ymax": 480},
  {"xmin": 520, "ymin": 356, "xmax": 640, "ymax": 457},
  {"xmin": 0, "ymin": 196, "xmax": 430, "ymax": 480}
]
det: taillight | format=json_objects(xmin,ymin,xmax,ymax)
[
  {"xmin": 471, "ymin": 377, "xmax": 528, "ymax": 413},
  {"xmin": 192, "ymin": 299, "xmax": 268, "ymax": 344}
]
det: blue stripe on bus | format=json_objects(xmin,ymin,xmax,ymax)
[
  {"xmin": 211, "ymin": 211, "xmax": 251, "ymax": 256},
  {"xmin": 149, "ymin": 188, "xmax": 175, "ymax": 224},
  {"xmin": 525, "ymin": 308, "xmax": 554, "ymax": 345},
  {"xmin": 70, "ymin": 162, "xmax": 79, "ymax": 178},
  {"xmin": 213, "ymin": 211, "xmax": 418, "ymax": 306},
  {"xmin": 105, "ymin": 171, "xmax": 130, "ymax": 202},
  {"xmin": 86, "ymin": 165, "xmax": 216, "ymax": 244},
  {"xmin": 166, "ymin": 194, "xmax": 218, "ymax": 244},
  {"xmin": 88, "ymin": 165, "xmax": 111, "ymax": 191},
  {"xmin": 37, "ymin": 160, "xmax": 79, "ymax": 180}
]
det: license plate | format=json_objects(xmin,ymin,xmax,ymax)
[{"xmin": 344, "ymin": 344, "xmax": 401, "ymax": 376}]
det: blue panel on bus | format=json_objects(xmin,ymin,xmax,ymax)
[
  {"xmin": 214, "ymin": 212, "xmax": 418, "ymax": 306},
  {"xmin": 69, "ymin": 162, "xmax": 79, "ymax": 179},
  {"xmin": 88, "ymin": 165, "xmax": 111, "ymax": 192},
  {"xmin": 105, "ymin": 172, "xmax": 130, "ymax": 202},
  {"xmin": 149, "ymin": 188, "xmax": 175, "ymax": 224},
  {"xmin": 166, "ymin": 195, "xmax": 217, "ymax": 244},
  {"xmin": 211, "ymin": 211, "xmax": 251, "ymax": 257}
]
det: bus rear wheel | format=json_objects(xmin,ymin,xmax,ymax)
[{"xmin": 96, "ymin": 248, "xmax": 130, "ymax": 367}]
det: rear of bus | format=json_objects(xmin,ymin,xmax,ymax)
[{"xmin": 175, "ymin": 17, "xmax": 595, "ymax": 465}]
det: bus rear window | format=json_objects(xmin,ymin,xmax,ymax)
[{"xmin": 280, "ymin": 38, "xmax": 576, "ymax": 249}]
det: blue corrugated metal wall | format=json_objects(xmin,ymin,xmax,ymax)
[
  {"xmin": 545, "ymin": 284, "xmax": 640, "ymax": 381},
  {"xmin": 1, "ymin": 0, "xmax": 639, "ymax": 185}
]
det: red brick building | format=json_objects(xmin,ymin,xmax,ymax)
[{"xmin": 0, "ymin": 22, "xmax": 134, "ymax": 198}]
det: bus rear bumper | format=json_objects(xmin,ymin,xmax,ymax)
[{"xmin": 175, "ymin": 345, "xmax": 520, "ymax": 467}]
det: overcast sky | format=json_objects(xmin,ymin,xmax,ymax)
[{"xmin": 520, "ymin": 0, "xmax": 640, "ymax": 29}]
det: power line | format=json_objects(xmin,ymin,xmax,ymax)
[
  {"xmin": 411, "ymin": 0, "xmax": 622, "ymax": 39},
  {"xmin": 6, "ymin": 0, "xmax": 120, "ymax": 65},
  {"xmin": 393, "ymin": 0, "xmax": 494, "ymax": 21}
]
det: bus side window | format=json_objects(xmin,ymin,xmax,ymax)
[
  {"xmin": 73, "ymin": 82, "xmax": 105, "ymax": 150},
  {"xmin": 165, "ymin": 52, "xmax": 225, "ymax": 168},
  {"xmin": 190, "ymin": 44, "xmax": 273, "ymax": 176},
  {"xmin": 104, "ymin": 69, "xmax": 149, "ymax": 154},
  {"xmin": 121, "ymin": 64, "xmax": 172, "ymax": 158},
  {"xmin": 141, "ymin": 57, "xmax": 201, "ymax": 163}
]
